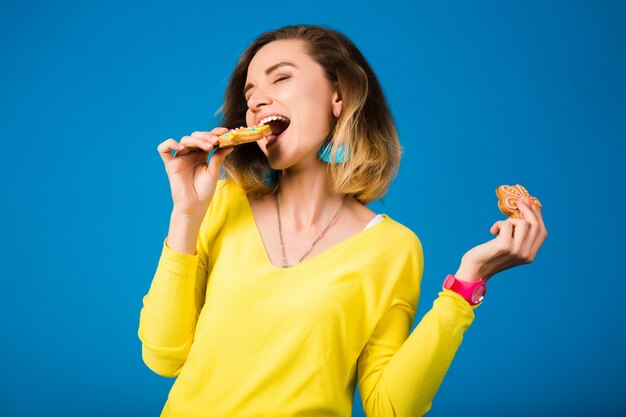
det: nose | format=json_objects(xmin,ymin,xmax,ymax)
[{"xmin": 247, "ymin": 87, "xmax": 273, "ymax": 111}]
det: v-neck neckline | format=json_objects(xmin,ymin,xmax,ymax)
[{"xmin": 240, "ymin": 189, "xmax": 390, "ymax": 271}]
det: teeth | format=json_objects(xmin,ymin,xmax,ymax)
[{"xmin": 258, "ymin": 115, "xmax": 290, "ymax": 126}]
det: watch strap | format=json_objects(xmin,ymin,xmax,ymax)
[{"xmin": 443, "ymin": 274, "xmax": 487, "ymax": 306}]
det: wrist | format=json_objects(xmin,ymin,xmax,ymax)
[
  {"xmin": 443, "ymin": 273, "xmax": 487, "ymax": 306},
  {"xmin": 172, "ymin": 206, "xmax": 208, "ymax": 223},
  {"xmin": 454, "ymin": 263, "xmax": 486, "ymax": 283},
  {"xmin": 166, "ymin": 210, "xmax": 206, "ymax": 255}
]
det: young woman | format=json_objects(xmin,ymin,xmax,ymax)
[{"xmin": 140, "ymin": 25, "xmax": 548, "ymax": 417}]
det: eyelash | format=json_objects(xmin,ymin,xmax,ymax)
[
  {"xmin": 274, "ymin": 75, "xmax": 290, "ymax": 83},
  {"xmin": 246, "ymin": 76, "xmax": 290, "ymax": 101}
]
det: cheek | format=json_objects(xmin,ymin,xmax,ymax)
[{"xmin": 296, "ymin": 93, "xmax": 333, "ymax": 135}]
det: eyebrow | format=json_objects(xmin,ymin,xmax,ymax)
[{"xmin": 244, "ymin": 62, "xmax": 297, "ymax": 97}]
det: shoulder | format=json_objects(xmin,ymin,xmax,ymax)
[
  {"xmin": 197, "ymin": 178, "xmax": 250, "ymax": 247},
  {"xmin": 210, "ymin": 178, "xmax": 245, "ymax": 207},
  {"xmin": 354, "ymin": 215, "xmax": 424, "ymax": 279},
  {"xmin": 364, "ymin": 216, "xmax": 424, "ymax": 307},
  {"xmin": 346, "ymin": 199, "xmax": 420, "ymax": 250},
  {"xmin": 215, "ymin": 177, "xmax": 243, "ymax": 196},
  {"xmin": 201, "ymin": 178, "xmax": 246, "ymax": 226},
  {"xmin": 377, "ymin": 216, "xmax": 423, "ymax": 253},
  {"xmin": 375, "ymin": 216, "xmax": 424, "ymax": 276}
]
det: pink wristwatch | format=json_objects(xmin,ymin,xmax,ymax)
[{"xmin": 443, "ymin": 274, "xmax": 487, "ymax": 306}]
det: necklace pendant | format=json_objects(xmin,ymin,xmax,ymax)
[{"xmin": 274, "ymin": 190, "xmax": 347, "ymax": 271}]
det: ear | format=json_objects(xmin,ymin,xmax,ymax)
[{"xmin": 331, "ymin": 89, "xmax": 343, "ymax": 119}]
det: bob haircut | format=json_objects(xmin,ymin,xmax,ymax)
[{"xmin": 218, "ymin": 24, "xmax": 401, "ymax": 205}]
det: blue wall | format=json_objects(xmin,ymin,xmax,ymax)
[{"xmin": 2, "ymin": 0, "xmax": 625, "ymax": 416}]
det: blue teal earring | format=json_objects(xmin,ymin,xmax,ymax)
[
  {"xmin": 262, "ymin": 169, "xmax": 280, "ymax": 185},
  {"xmin": 317, "ymin": 141, "xmax": 350, "ymax": 163}
]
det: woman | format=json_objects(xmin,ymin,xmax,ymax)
[{"xmin": 139, "ymin": 25, "xmax": 548, "ymax": 417}]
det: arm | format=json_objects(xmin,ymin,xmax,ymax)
[
  {"xmin": 358, "ymin": 289, "xmax": 477, "ymax": 416},
  {"xmin": 357, "ymin": 232, "xmax": 479, "ymax": 416},
  {"xmin": 137, "ymin": 180, "xmax": 226, "ymax": 378},
  {"xmin": 357, "ymin": 188, "xmax": 547, "ymax": 415},
  {"xmin": 137, "ymin": 232, "xmax": 210, "ymax": 378}
]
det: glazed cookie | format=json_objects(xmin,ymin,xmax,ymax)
[
  {"xmin": 496, "ymin": 184, "xmax": 542, "ymax": 219},
  {"xmin": 219, "ymin": 125, "xmax": 271, "ymax": 147}
]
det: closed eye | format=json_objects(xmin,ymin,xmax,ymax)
[
  {"xmin": 274, "ymin": 76, "xmax": 290, "ymax": 83},
  {"xmin": 245, "ymin": 76, "xmax": 291, "ymax": 101}
]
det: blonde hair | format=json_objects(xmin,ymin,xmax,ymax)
[{"xmin": 218, "ymin": 24, "xmax": 401, "ymax": 204}]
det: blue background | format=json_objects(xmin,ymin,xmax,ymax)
[{"xmin": 2, "ymin": 0, "xmax": 625, "ymax": 416}]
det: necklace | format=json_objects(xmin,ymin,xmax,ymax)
[{"xmin": 274, "ymin": 190, "xmax": 347, "ymax": 268}]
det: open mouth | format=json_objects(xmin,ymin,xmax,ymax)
[{"xmin": 258, "ymin": 115, "xmax": 291, "ymax": 140}]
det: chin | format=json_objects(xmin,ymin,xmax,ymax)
[{"xmin": 267, "ymin": 156, "xmax": 291, "ymax": 171}]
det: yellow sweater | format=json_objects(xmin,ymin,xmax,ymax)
[{"xmin": 138, "ymin": 179, "xmax": 479, "ymax": 417}]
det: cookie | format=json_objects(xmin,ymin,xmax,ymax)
[
  {"xmin": 219, "ymin": 125, "xmax": 271, "ymax": 147},
  {"xmin": 496, "ymin": 184, "xmax": 542, "ymax": 219}
]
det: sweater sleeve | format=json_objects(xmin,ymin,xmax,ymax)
[
  {"xmin": 137, "ymin": 182, "xmax": 226, "ymax": 378},
  {"xmin": 137, "ymin": 238, "xmax": 209, "ymax": 378},
  {"xmin": 357, "ymin": 239, "xmax": 479, "ymax": 416}
]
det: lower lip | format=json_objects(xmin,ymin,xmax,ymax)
[{"xmin": 266, "ymin": 128, "xmax": 288, "ymax": 147}]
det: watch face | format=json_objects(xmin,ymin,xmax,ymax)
[{"xmin": 472, "ymin": 284, "xmax": 486, "ymax": 304}]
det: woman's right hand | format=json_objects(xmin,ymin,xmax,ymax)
[{"xmin": 157, "ymin": 127, "xmax": 234, "ymax": 216}]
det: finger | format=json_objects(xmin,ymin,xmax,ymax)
[
  {"xmin": 516, "ymin": 199, "xmax": 541, "ymax": 235},
  {"xmin": 211, "ymin": 126, "xmax": 230, "ymax": 135},
  {"xmin": 530, "ymin": 200, "xmax": 546, "ymax": 231},
  {"xmin": 514, "ymin": 202, "xmax": 546, "ymax": 262},
  {"xmin": 529, "ymin": 230, "xmax": 548, "ymax": 262},
  {"xmin": 511, "ymin": 219, "xmax": 530, "ymax": 257},
  {"xmin": 185, "ymin": 132, "xmax": 215, "ymax": 149},
  {"xmin": 192, "ymin": 127, "xmax": 229, "ymax": 137},
  {"xmin": 191, "ymin": 130, "xmax": 225, "ymax": 147},
  {"xmin": 190, "ymin": 131, "xmax": 220, "ymax": 149},
  {"xmin": 528, "ymin": 200, "xmax": 548, "ymax": 256},
  {"xmin": 157, "ymin": 139, "xmax": 185, "ymax": 162},
  {"xmin": 490, "ymin": 220, "xmax": 502, "ymax": 235},
  {"xmin": 492, "ymin": 218, "xmax": 529, "ymax": 238},
  {"xmin": 528, "ymin": 206, "xmax": 548, "ymax": 261},
  {"xmin": 516, "ymin": 198, "xmax": 539, "ymax": 227},
  {"xmin": 175, "ymin": 135, "xmax": 214, "ymax": 157},
  {"xmin": 210, "ymin": 127, "xmax": 229, "ymax": 146},
  {"xmin": 507, "ymin": 217, "xmax": 544, "ymax": 264},
  {"xmin": 491, "ymin": 220, "xmax": 514, "ymax": 246},
  {"xmin": 492, "ymin": 209, "xmax": 547, "ymax": 264},
  {"xmin": 490, "ymin": 219, "xmax": 514, "ymax": 235}
]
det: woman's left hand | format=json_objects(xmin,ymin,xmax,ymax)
[{"xmin": 455, "ymin": 198, "xmax": 549, "ymax": 282}]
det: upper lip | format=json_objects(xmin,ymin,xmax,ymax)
[{"xmin": 256, "ymin": 112, "xmax": 291, "ymax": 126}]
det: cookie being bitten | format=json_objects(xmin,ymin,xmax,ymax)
[
  {"xmin": 496, "ymin": 184, "xmax": 542, "ymax": 219},
  {"xmin": 219, "ymin": 125, "xmax": 272, "ymax": 147}
]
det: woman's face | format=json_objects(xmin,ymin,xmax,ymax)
[{"xmin": 244, "ymin": 39, "xmax": 342, "ymax": 171}]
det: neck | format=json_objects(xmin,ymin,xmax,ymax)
[{"xmin": 276, "ymin": 163, "xmax": 345, "ymax": 232}]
